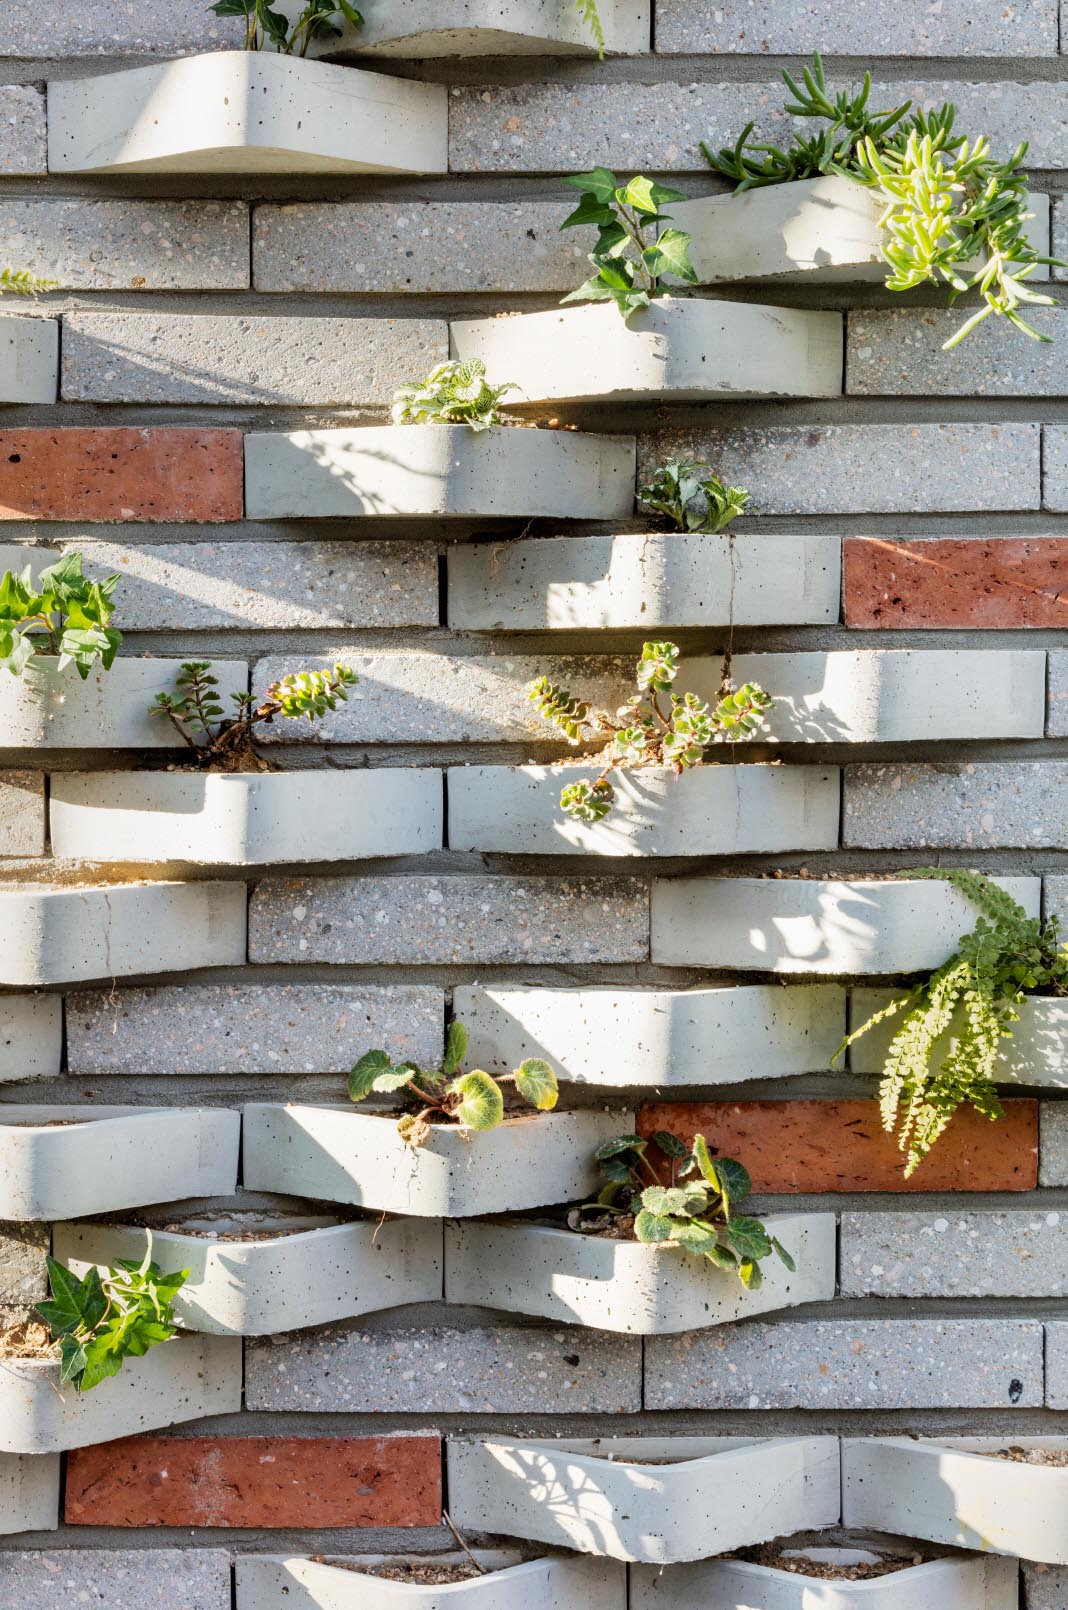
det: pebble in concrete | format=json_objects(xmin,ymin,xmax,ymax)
[
  {"xmin": 0, "ymin": 200, "xmax": 249, "ymax": 290},
  {"xmin": 654, "ymin": 0, "xmax": 1057, "ymax": 54},
  {"xmin": 844, "ymin": 762, "xmax": 1068, "ymax": 848},
  {"xmin": 0, "ymin": 88, "xmax": 46, "ymax": 176},
  {"xmin": 841, "ymin": 1211, "xmax": 1068, "ymax": 1297},
  {"xmin": 0, "ymin": 1551, "xmax": 231, "ymax": 1609},
  {"xmin": 0, "ymin": 773, "xmax": 43, "ymax": 857}
]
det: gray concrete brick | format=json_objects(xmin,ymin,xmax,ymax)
[
  {"xmin": 1042, "ymin": 426, "xmax": 1068, "ymax": 510},
  {"xmin": 642, "ymin": 425, "xmax": 1039, "ymax": 515},
  {"xmin": 1024, "ymin": 1563, "xmax": 1068, "ymax": 1607},
  {"xmin": 0, "ymin": 1552, "xmax": 231, "ymax": 1609},
  {"xmin": 0, "ymin": 772, "xmax": 43, "ymax": 857},
  {"xmin": 0, "ymin": 200, "xmax": 248, "ymax": 291},
  {"xmin": 0, "ymin": 1224, "xmax": 48, "ymax": 1307},
  {"xmin": 66, "ymin": 983, "xmax": 444, "ymax": 1076},
  {"xmin": 1047, "ymin": 651, "xmax": 1068, "ymax": 735},
  {"xmin": 249, "ymin": 875, "xmax": 649, "ymax": 964},
  {"xmin": 246, "ymin": 1321, "xmax": 641, "ymax": 1412},
  {"xmin": 842, "ymin": 1211, "xmax": 1068, "ymax": 1298},
  {"xmin": 1040, "ymin": 1103, "xmax": 1068, "ymax": 1186},
  {"xmin": 62, "ymin": 313, "xmax": 446, "ymax": 406},
  {"xmin": 448, "ymin": 79, "xmax": 1068, "ymax": 173},
  {"xmin": 0, "ymin": 0, "xmax": 240, "ymax": 55},
  {"xmin": 645, "ymin": 1319, "xmax": 1043, "ymax": 1410},
  {"xmin": 1043, "ymin": 1322, "xmax": 1068, "ymax": 1407},
  {"xmin": 1052, "ymin": 195, "xmax": 1068, "ymax": 281},
  {"xmin": 1044, "ymin": 875, "xmax": 1068, "ymax": 930},
  {"xmin": 254, "ymin": 201, "xmax": 582, "ymax": 293},
  {"xmin": 844, "ymin": 762, "xmax": 1068, "ymax": 849},
  {"xmin": 848, "ymin": 306, "xmax": 1067, "ymax": 396},
  {"xmin": 655, "ymin": 0, "xmax": 1057, "ymax": 54},
  {"xmin": 0, "ymin": 87, "xmax": 46, "ymax": 176}
]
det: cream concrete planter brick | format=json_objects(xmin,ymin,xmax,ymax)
[
  {"xmin": 450, "ymin": 298, "xmax": 842, "ymax": 404},
  {"xmin": 294, "ymin": 0, "xmax": 649, "ymax": 54},
  {"xmin": 444, "ymin": 1214, "xmax": 835, "ymax": 1333},
  {"xmin": 453, "ymin": 983, "xmax": 844, "ymax": 1084},
  {"xmin": 0, "ymin": 1334, "xmax": 241, "ymax": 1454},
  {"xmin": 448, "ymin": 765, "xmax": 839, "ymax": 856},
  {"xmin": 671, "ymin": 175, "xmax": 1051, "ymax": 284},
  {"xmin": 0, "ymin": 1454, "xmax": 59, "ymax": 1535},
  {"xmin": 242, "ymin": 1105, "xmax": 632, "ymax": 1217},
  {"xmin": 630, "ymin": 1546, "xmax": 1018, "ymax": 1608},
  {"xmin": 244, "ymin": 425, "xmax": 635, "ymax": 520},
  {"xmin": 0, "ymin": 1105, "xmax": 239, "ymax": 1220},
  {"xmin": 0, "ymin": 995, "xmax": 62, "ymax": 1082},
  {"xmin": 842, "ymin": 1436, "xmax": 1068, "ymax": 1562},
  {"xmin": 48, "ymin": 54, "xmax": 447, "ymax": 175},
  {"xmin": 447, "ymin": 531, "xmax": 840, "ymax": 630},
  {"xmin": 0, "ymin": 658, "xmax": 246, "ymax": 748},
  {"xmin": 237, "ymin": 1550, "xmax": 626, "ymax": 1609},
  {"xmin": 0, "ymin": 882, "xmax": 246, "ymax": 986},
  {"xmin": 652, "ymin": 875, "xmax": 1041, "ymax": 973},
  {"xmin": 49, "ymin": 770, "xmax": 443, "ymax": 864},
  {"xmin": 54, "ymin": 1214, "xmax": 443, "ymax": 1335},
  {"xmin": 849, "ymin": 990, "xmax": 1068, "ymax": 1085},
  {"xmin": 0, "ymin": 317, "xmax": 57, "ymax": 404},
  {"xmin": 448, "ymin": 1436, "xmax": 841, "ymax": 1563}
]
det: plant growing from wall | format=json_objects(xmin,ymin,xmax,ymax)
[
  {"xmin": 348, "ymin": 1019, "xmax": 559, "ymax": 1147},
  {"xmin": 836, "ymin": 868, "xmax": 1068, "ymax": 1177},
  {"xmin": 638, "ymin": 459, "xmax": 751, "ymax": 533},
  {"xmin": 209, "ymin": 0, "xmax": 364, "ymax": 53},
  {"xmin": 391, "ymin": 359, "xmax": 517, "ymax": 431},
  {"xmin": 705, "ymin": 53, "xmax": 1060, "ymax": 346},
  {"xmin": 150, "ymin": 660, "xmax": 356, "ymax": 768},
  {"xmin": 36, "ymin": 1254, "xmax": 188, "ymax": 1393},
  {"xmin": 0, "ymin": 268, "xmax": 57, "ymax": 297},
  {"xmin": 0, "ymin": 552, "xmax": 122, "ymax": 679},
  {"xmin": 561, "ymin": 170, "xmax": 698, "ymax": 321},
  {"xmin": 570, "ymin": 1131, "xmax": 795, "ymax": 1289},
  {"xmin": 528, "ymin": 641, "xmax": 771, "ymax": 822}
]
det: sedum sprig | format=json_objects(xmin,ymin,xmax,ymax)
[
  {"xmin": 560, "ymin": 169, "xmax": 698, "ymax": 321},
  {"xmin": 0, "ymin": 267, "xmax": 58, "ymax": 297},
  {"xmin": 391, "ymin": 359, "xmax": 517, "ymax": 432},
  {"xmin": 0, "ymin": 551, "xmax": 122, "ymax": 680},
  {"xmin": 150, "ymin": 660, "xmax": 356, "ymax": 766},
  {"xmin": 638, "ymin": 459, "xmax": 751, "ymax": 533},
  {"xmin": 36, "ymin": 1254, "xmax": 188, "ymax": 1393}
]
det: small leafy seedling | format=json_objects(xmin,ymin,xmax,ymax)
[
  {"xmin": 638, "ymin": 459, "xmax": 751, "ymax": 533},
  {"xmin": 210, "ymin": 0, "xmax": 364, "ymax": 52},
  {"xmin": 150, "ymin": 660, "xmax": 356, "ymax": 767},
  {"xmin": 0, "ymin": 268, "xmax": 58, "ymax": 298},
  {"xmin": 529, "ymin": 641, "xmax": 771, "ymax": 822},
  {"xmin": 348, "ymin": 1020, "xmax": 559, "ymax": 1147},
  {"xmin": 391, "ymin": 359, "xmax": 517, "ymax": 432},
  {"xmin": 0, "ymin": 551, "xmax": 122, "ymax": 679},
  {"xmin": 561, "ymin": 169, "xmax": 698, "ymax": 321},
  {"xmin": 36, "ymin": 1253, "xmax": 188, "ymax": 1393},
  {"xmin": 570, "ymin": 1131, "xmax": 794, "ymax": 1289}
]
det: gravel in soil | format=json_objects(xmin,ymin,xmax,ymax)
[
  {"xmin": 992, "ymin": 1446, "xmax": 1068, "ymax": 1467},
  {"xmin": 0, "ymin": 1322, "xmax": 57, "ymax": 1361},
  {"xmin": 730, "ymin": 1545, "xmax": 921, "ymax": 1581},
  {"xmin": 312, "ymin": 1558, "xmax": 484, "ymax": 1584}
]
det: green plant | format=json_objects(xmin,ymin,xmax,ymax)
[
  {"xmin": 0, "ymin": 268, "xmax": 57, "ymax": 297},
  {"xmin": 528, "ymin": 641, "xmax": 771, "ymax": 822},
  {"xmin": 560, "ymin": 169, "xmax": 698, "ymax": 321},
  {"xmin": 348, "ymin": 1020, "xmax": 559, "ymax": 1147},
  {"xmin": 0, "ymin": 552, "xmax": 122, "ymax": 679},
  {"xmin": 391, "ymin": 360, "xmax": 517, "ymax": 432},
  {"xmin": 836, "ymin": 868, "xmax": 1068, "ymax": 1177},
  {"xmin": 150, "ymin": 660, "xmax": 357, "ymax": 767},
  {"xmin": 36, "ymin": 1254, "xmax": 188, "ymax": 1393},
  {"xmin": 209, "ymin": 0, "xmax": 363, "ymax": 52},
  {"xmin": 570, "ymin": 1131, "xmax": 795, "ymax": 1289},
  {"xmin": 638, "ymin": 459, "xmax": 751, "ymax": 533},
  {"xmin": 705, "ymin": 54, "xmax": 1060, "ymax": 346}
]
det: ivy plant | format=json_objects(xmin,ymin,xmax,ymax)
[
  {"xmin": 0, "ymin": 268, "xmax": 57, "ymax": 297},
  {"xmin": 150, "ymin": 660, "xmax": 356, "ymax": 767},
  {"xmin": 638, "ymin": 459, "xmax": 751, "ymax": 533},
  {"xmin": 705, "ymin": 53, "xmax": 1060, "ymax": 346},
  {"xmin": 391, "ymin": 360, "xmax": 517, "ymax": 431},
  {"xmin": 36, "ymin": 1254, "xmax": 188, "ymax": 1393},
  {"xmin": 560, "ymin": 169, "xmax": 698, "ymax": 321},
  {"xmin": 570, "ymin": 1131, "xmax": 795, "ymax": 1289},
  {"xmin": 0, "ymin": 552, "xmax": 122, "ymax": 679},
  {"xmin": 528, "ymin": 641, "xmax": 771, "ymax": 822},
  {"xmin": 348, "ymin": 1020, "xmax": 559, "ymax": 1147},
  {"xmin": 209, "ymin": 0, "xmax": 364, "ymax": 52},
  {"xmin": 836, "ymin": 868, "xmax": 1068, "ymax": 1177}
]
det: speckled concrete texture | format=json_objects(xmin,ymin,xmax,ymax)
[
  {"xmin": 1042, "ymin": 1324, "xmax": 1068, "ymax": 1406},
  {"xmin": 1044, "ymin": 652, "xmax": 1068, "ymax": 734},
  {"xmin": 654, "ymin": 0, "xmax": 1057, "ymax": 53},
  {"xmin": 0, "ymin": 88, "xmax": 46, "ymax": 176},
  {"xmin": 0, "ymin": 200, "xmax": 248, "ymax": 290},
  {"xmin": 0, "ymin": 1224, "xmax": 48, "ymax": 1310},
  {"xmin": 841, "ymin": 1211, "xmax": 1068, "ymax": 1297},
  {"xmin": 1043, "ymin": 875, "xmax": 1068, "ymax": 930},
  {"xmin": 844, "ymin": 761, "xmax": 1068, "ymax": 848},
  {"xmin": 248, "ymin": 874, "xmax": 649, "ymax": 964},
  {"xmin": 1023, "ymin": 1563, "xmax": 1068, "ymax": 1607},
  {"xmin": 848, "ymin": 304, "xmax": 1066, "ymax": 396},
  {"xmin": 0, "ymin": 772, "xmax": 43, "ymax": 857},
  {"xmin": 0, "ymin": 1551, "xmax": 231, "ymax": 1607},
  {"xmin": 0, "ymin": 0, "xmax": 241, "ymax": 54},
  {"xmin": 1039, "ymin": 1102, "xmax": 1068, "ymax": 1186}
]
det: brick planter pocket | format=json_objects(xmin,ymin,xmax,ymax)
[
  {"xmin": 301, "ymin": 0, "xmax": 649, "ymax": 56},
  {"xmin": 48, "ymin": 53, "xmax": 447, "ymax": 175},
  {"xmin": 0, "ymin": 1454, "xmax": 59, "ymax": 1535},
  {"xmin": 237, "ymin": 1551, "xmax": 626, "ymax": 1609},
  {"xmin": 242, "ymin": 1105, "xmax": 631, "ymax": 1216},
  {"xmin": 447, "ymin": 1436, "xmax": 840, "ymax": 1563},
  {"xmin": 0, "ymin": 317, "xmax": 57, "ymax": 405},
  {"xmin": 444, "ymin": 1215, "xmax": 835, "ymax": 1333},
  {"xmin": 54, "ymin": 1215, "xmax": 443, "ymax": 1335},
  {"xmin": 0, "ymin": 658, "xmax": 246, "ymax": 748},
  {"xmin": 849, "ymin": 989, "xmax": 1068, "ymax": 1086},
  {"xmin": 0, "ymin": 1106, "xmax": 239, "ymax": 1220},
  {"xmin": 0, "ymin": 1335, "xmax": 240, "ymax": 1454},
  {"xmin": 450, "ymin": 297, "xmax": 842, "ymax": 404},
  {"xmin": 49, "ymin": 770, "xmax": 443, "ymax": 864}
]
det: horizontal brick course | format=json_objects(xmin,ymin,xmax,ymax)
[
  {"xmin": 65, "ymin": 1434, "xmax": 441, "ymax": 1528},
  {"xmin": 0, "ymin": 88, "xmax": 46, "ymax": 175},
  {"xmin": 249, "ymin": 875, "xmax": 648, "ymax": 964},
  {"xmin": 645, "ymin": 1319, "xmax": 1044, "ymax": 1409},
  {"xmin": 654, "ymin": 0, "xmax": 1057, "ymax": 54},
  {"xmin": 0, "ymin": 1552, "xmax": 230, "ymax": 1607},
  {"xmin": 0, "ymin": 0, "xmax": 240, "ymax": 54},
  {"xmin": 0, "ymin": 772, "xmax": 44, "ymax": 856},
  {"xmin": 0, "ymin": 200, "xmax": 248, "ymax": 290},
  {"xmin": 1044, "ymin": 652, "xmax": 1068, "ymax": 735},
  {"xmin": 844, "ymin": 762, "xmax": 1068, "ymax": 848},
  {"xmin": 844, "ymin": 537, "xmax": 1068, "ymax": 628},
  {"xmin": 847, "ymin": 305, "xmax": 1063, "ymax": 395},
  {"xmin": 637, "ymin": 1099, "xmax": 1039, "ymax": 1192},
  {"xmin": 0, "ymin": 429, "xmax": 243, "ymax": 522},
  {"xmin": 842, "ymin": 1210, "xmax": 1068, "ymax": 1297}
]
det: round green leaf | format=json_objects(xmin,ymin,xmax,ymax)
[
  {"xmin": 514, "ymin": 1057, "xmax": 559, "ymax": 1111},
  {"xmin": 449, "ymin": 1071, "xmax": 505, "ymax": 1131},
  {"xmin": 347, "ymin": 1049, "xmax": 391, "ymax": 1102}
]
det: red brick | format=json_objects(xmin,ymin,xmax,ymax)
[
  {"xmin": 637, "ymin": 1099, "xmax": 1038, "ymax": 1192},
  {"xmin": 0, "ymin": 429, "xmax": 243, "ymax": 521},
  {"xmin": 845, "ymin": 537, "xmax": 1068, "ymax": 628},
  {"xmin": 65, "ymin": 1434, "xmax": 441, "ymax": 1528}
]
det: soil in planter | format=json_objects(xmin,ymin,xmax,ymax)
[
  {"xmin": 992, "ymin": 1446, "xmax": 1068, "ymax": 1467},
  {"xmin": 728, "ymin": 1544, "xmax": 921, "ymax": 1581},
  {"xmin": 0, "ymin": 1321, "xmax": 57, "ymax": 1361},
  {"xmin": 1, "ymin": 1119, "xmax": 87, "ymax": 1128},
  {"xmin": 312, "ymin": 1558, "xmax": 484, "ymax": 1585}
]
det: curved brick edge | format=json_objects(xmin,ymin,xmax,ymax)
[
  {"xmin": 0, "ymin": 317, "xmax": 57, "ymax": 405},
  {"xmin": 0, "ymin": 996, "xmax": 62, "ymax": 1083},
  {"xmin": 0, "ymin": 659, "xmax": 246, "ymax": 749},
  {"xmin": 303, "ymin": 0, "xmax": 649, "ymax": 55},
  {"xmin": 236, "ymin": 1551, "xmax": 625, "ymax": 1608},
  {"xmin": 0, "ymin": 1454, "xmax": 59, "ymax": 1536}
]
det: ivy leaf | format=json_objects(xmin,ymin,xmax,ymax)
[
  {"xmin": 642, "ymin": 227, "xmax": 698, "ymax": 283},
  {"xmin": 563, "ymin": 167, "xmax": 618, "ymax": 204},
  {"xmin": 513, "ymin": 1057, "xmax": 559, "ymax": 1111},
  {"xmin": 561, "ymin": 193, "xmax": 618, "ymax": 231},
  {"xmin": 448, "ymin": 1071, "xmax": 504, "ymax": 1131}
]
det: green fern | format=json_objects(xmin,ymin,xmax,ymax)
[
  {"xmin": 0, "ymin": 268, "xmax": 57, "ymax": 297},
  {"xmin": 574, "ymin": 0, "xmax": 604, "ymax": 55}
]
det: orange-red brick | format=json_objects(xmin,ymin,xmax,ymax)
[
  {"xmin": 845, "ymin": 537, "xmax": 1068, "ymax": 628},
  {"xmin": 0, "ymin": 428, "xmax": 243, "ymax": 521}
]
